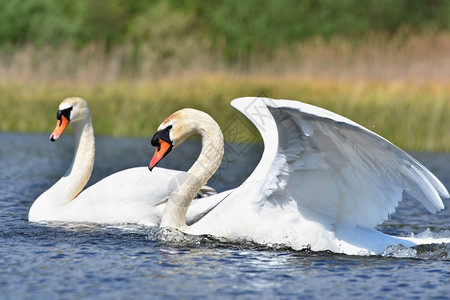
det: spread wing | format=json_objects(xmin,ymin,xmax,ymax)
[{"xmin": 232, "ymin": 97, "xmax": 448, "ymax": 229}]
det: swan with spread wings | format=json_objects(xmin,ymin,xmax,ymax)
[{"xmin": 148, "ymin": 97, "xmax": 449, "ymax": 255}]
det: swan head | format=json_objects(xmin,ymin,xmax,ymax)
[
  {"xmin": 50, "ymin": 97, "xmax": 90, "ymax": 141},
  {"xmin": 149, "ymin": 108, "xmax": 211, "ymax": 170}
]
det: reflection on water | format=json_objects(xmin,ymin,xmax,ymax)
[{"xmin": 1, "ymin": 132, "xmax": 450, "ymax": 299}]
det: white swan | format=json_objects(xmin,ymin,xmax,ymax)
[
  {"xmin": 28, "ymin": 97, "xmax": 219, "ymax": 225},
  {"xmin": 148, "ymin": 97, "xmax": 450, "ymax": 255}
]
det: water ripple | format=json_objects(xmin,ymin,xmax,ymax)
[{"xmin": 1, "ymin": 133, "xmax": 450, "ymax": 299}]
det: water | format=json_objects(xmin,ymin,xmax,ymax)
[{"xmin": 1, "ymin": 132, "xmax": 450, "ymax": 299}]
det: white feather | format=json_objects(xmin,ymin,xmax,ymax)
[{"xmin": 160, "ymin": 97, "xmax": 449, "ymax": 255}]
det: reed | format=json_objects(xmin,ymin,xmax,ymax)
[
  {"xmin": 2, "ymin": 32, "xmax": 450, "ymax": 83},
  {"xmin": 1, "ymin": 33, "xmax": 449, "ymax": 151},
  {"xmin": 1, "ymin": 75, "xmax": 449, "ymax": 151}
]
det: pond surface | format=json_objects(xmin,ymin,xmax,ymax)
[{"xmin": 1, "ymin": 132, "xmax": 449, "ymax": 299}]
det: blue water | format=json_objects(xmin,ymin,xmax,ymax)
[{"xmin": 1, "ymin": 132, "xmax": 450, "ymax": 299}]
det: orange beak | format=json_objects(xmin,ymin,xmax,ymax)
[
  {"xmin": 149, "ymin": 139, "xmax": 172, "ymax": 171},
  {"xmin": 50, "ymin": 115, "xmax": 70, "ymax": 141}
]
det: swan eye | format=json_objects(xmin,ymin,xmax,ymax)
[
  {"xmin": 151, "ymin": 125, "xmax": 173, "ymax": 147},
  {"xmin": 56, "ymin": 107, "xmax": 73, "ymax": 126}
]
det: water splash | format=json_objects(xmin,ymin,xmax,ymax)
[
  {"xmin": 148, "ymin": 227, "xmax": 302, "ymax": 252},
  {"xmin": 381, "ymin": 229, "xmax": 450, "ymax": 260},
  {"xmin": 150, "ymin": 227, "xmax": 450, "ymax": 260},
  {"xmin": 412, "ymin": 228, "xmax": 450, "ymax": 239},
  {"xmin": 382, "ymin": 243, "xmax": 450, "ymax": 260},
  {"xmin": 382, "ymin": 244, "xmax": 418, "ymax": 259}
]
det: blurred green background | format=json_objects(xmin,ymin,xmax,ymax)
[{"xmin": 1, "ymin": 0, "xmax": 449, "ymax": 150}]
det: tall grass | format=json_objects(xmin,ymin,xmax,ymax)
[
  {"xmin": 1, "ymin": 75, "xmax": 449, "ymax": 151},
  {"xmin": 2, "ymin": 32, "xmax": 450, "ymax": 83},
  {"xmin": 1, "ymin": 33, "xmax": 449, "ymax": 151}
]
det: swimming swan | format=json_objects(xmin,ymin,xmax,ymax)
[
  {"xmin": 28, "ymin": 97, "xmax": 218, "ymax": 225},
  {"xmin": 149, "ymin": 97, "xmax": 449, "ymax": 255}
]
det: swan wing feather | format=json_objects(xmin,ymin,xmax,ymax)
[{"xmin": 232, "ymin": 97, "xmax": 448, "ymax": 229}]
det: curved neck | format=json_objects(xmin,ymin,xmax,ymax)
[
  {"xmin": 160, "ymin": 114, "xmax": 224, "ymax": 229},
  {"xmin": 29, "ymin": 107, "xmax": 95, "ymax": 221},
  {"xmin": 63, "ymin": 116, "xmax": 95, "ymax": 200},
  {"xmin": 44, "ymin": 115, "xmax": 95, "ymax": 204}
]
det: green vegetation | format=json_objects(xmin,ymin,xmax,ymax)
[
  {"xmin": 2, "ymin": 76, "xmax": 449, "ymax": 151},
  {"xmin": 1, "ymin": 0, "xmax": 449, "ymax": 58},
  {"xmin": 1, "ymin": 0, "xmax": 450, "ymax": 151}
]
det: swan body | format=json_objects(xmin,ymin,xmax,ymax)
[
  {"xmin": 149, "ymin": 97, "xmax": 449, "ymax": 255},
  {"xmin": 29, "ymin": 97, "xmax": 219, "ymax": 225}
]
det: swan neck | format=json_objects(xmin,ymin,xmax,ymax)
[
  {"xmin": 161, "ymin": 114, "xmax": 224, "ymax": 229},
  {"xmin": 54, "ymin": 115, "xmax": 95, "ymax": 204},
  {"xmin": 69, "ymin": 117, "xmax": 95, "ymax": 189},
  {"xmin": 29, "ymin": 108, "xmax": 95, "ymax": 221}
]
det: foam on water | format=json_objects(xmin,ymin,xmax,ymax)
[
  {"xmin": 149, "ymin": 226, "xmax": 450, "ymax": 260},
  {"xmin": 382, "ymin": 243, "xmax": 450, "ymax": 260}
]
